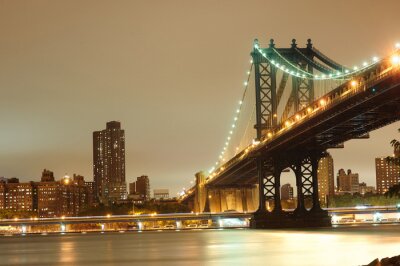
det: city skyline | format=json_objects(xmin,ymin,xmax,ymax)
[{"xmin": 1, "ymin": 1, "xmax": 400, "ymax": 196}]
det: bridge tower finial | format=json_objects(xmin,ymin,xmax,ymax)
[
  {"xmin": 269, "ymin": 39, "xmax": 275, "ymax": 48},
  {"xmin": 291, "ymin": 39, "xmax": 297, "ymax": 48},
  {"xmin": 307, "ymin": 38, "xmax": 313, "ymax": 48},
  {"xmin": 253, "ymin": 38, "xmax": 259, "ymax": 47}
]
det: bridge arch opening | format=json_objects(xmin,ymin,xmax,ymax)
[{"xmin": 280, "ymin": 168, "xmax": 297, "ymax": 211}]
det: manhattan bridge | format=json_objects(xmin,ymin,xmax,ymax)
[{"xmin": 180, "ymin": 38, "xmax": 400, "ymax": 228}]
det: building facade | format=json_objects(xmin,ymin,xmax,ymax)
[
  {"xmin": 154, "ymin": 189, "xmax": 169, "ymax": 200},
  {"xmin": 0, "ymin": 178, "xmax": 35, "ymax": 212},
  {"xmin": 0, "ymin": 170, "xmax": 91, "ymax": 218},
  {"xmin": 93, "ymin": 121, "xmax": 127, "ymax": 204},
  {"xmin": 317, "ymin": 153, "xmax": 335, "ymax": 204},
  {"xmin": 375, "ymin": 148, "xmax": 400, "ymax": 194},
  {"xmin": 337, "ymin": 169, "xmax": 360, "ymax": 194},
  {"xmin": 358, "ymin": 182, "xmax": 376, "ymax": 195},
  {"xmin": 281, "ymin": 183, "xmax": 294, "ymax": 200},
  {"xmin": 134, "ymin": 175, "xmax": 150, "ymax": 201}
]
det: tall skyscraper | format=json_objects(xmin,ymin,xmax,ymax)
[
  {"xmin": 317, "ymin": 154, "xmax": 335, "ymax": 204},
  {"xmin": 375, "ymin": 147, "xmax": 400, "ymax": 194},
  {"xmin": 93, "ymin": 121, "xmax": 127, "ymax": 204}
]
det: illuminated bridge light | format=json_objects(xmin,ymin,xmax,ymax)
[
  {"xmin": 319, "ymin": 99, "xmax": 326, "ymax": 106},
  {"xmin": 350, "ymin": 80, "xmax": 358, "ymax": 87},
  {"xmin": 372, "ymin": 56, "xmax": 379, "ymax": 62},
  {"xmin": 363, "ymin": 62, "xmax": 368, "ymax": 67},
  {"xmin": 307, "ymin": 107, "xmax": 312, "ymax": 113},
  {"xmin": 391, "ymin": 55, "xmax": 400, "ymax": 65},
  {"xmin": 295, "ymin": 114, "xmax": 301, "ymax": 120},
  {"xmin": 267, "ymin": 132, "xmax": 272, "ymax": 138},
  {"xmin": 396, "ymin": 43, "xmax": 400, "ymax": 49},
  {"xmin": 285, "ymin": 121, "xmax": 291, "ymax": 127}
]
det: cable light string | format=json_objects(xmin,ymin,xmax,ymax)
[
  {"xmin": 207, "ymin": 62, "xmax": 254, "ymax": 174},
  {"xmin": 253, "ymin": 41, "xmax": 383, "ymax": 80}
]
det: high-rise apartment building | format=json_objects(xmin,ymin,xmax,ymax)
[
  {"xmin": 375, "ymin": 147, "xmax": 400, "ymax": 194},
  {"xmin": 128, "ymin": 176, "xmax": 150, "ymax": 201},
  {"xmin": 135, "ymin": 175, "xmax": 150, "ymax": 201},
  {"xmin": 337, "ymin": 169, "xmax": 360, "ymax": 194},
  {"xmin": 93, "ymin": 121, "xmax": 127, "ymax": 204},
  {"xmin": 281, "ymin": 183, "xmax": 294, "ymax": 200},
  {"xmin": 317, "ymin": 154, "xmax": 335, "ymax": 203}
]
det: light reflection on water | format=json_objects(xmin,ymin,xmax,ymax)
[{"xmin": 0, "ymin": 225, "xmax": 399, "ymax": 265}]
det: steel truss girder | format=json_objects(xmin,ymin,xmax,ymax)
[
  {"xmin": 252, "ymin": 51, "xmax": 277, "ymax": 139},
  {"xmin": 292, "ymin": 62, "xmax": 314, "ymax": 113},
  {"xmin": 299, "ymin": 157, "xmax": 313, "ymax": 197},
  {"xmin": 281, "ymin": 59, "xmax": 314, "ymax": 123},
  {"xmin": 290, "ymin": 151, "xmax": 323, "ymax": 212},
  {"xmin": 256, "ymin": 157, "xmax": 282, "ymax": 214}
]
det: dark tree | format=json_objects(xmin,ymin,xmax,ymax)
[{"xmin": 385, "ymin": 128, "xmax": 400, "ymax": 198}]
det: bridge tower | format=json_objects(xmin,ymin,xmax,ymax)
[{"xmin": 251, "ymin": 39, "xmax": 331, "ymax": 228}]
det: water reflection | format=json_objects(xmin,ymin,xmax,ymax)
[
  {"xmin": 59, "ymin": 241, "xmax": 76, "ymax": 264},
  {"xmin": 0, "ymin": 226, "xmax": 398, "ymax": 265}
]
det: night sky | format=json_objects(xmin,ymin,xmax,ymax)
[{"xmin": 0, "ymin": 0, "xmax": 399, "ymax": 196}]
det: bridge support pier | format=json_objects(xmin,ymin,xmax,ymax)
[
  {"xmin": 251, "ymin": 152, "xmax": 331, "ymax": 229},
  {"xmin": 207, "ymin": 185, "xmax": 257, "ymax": 213}
]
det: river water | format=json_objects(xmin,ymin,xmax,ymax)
[{"xmin": 0, "ymin": 225, "xmax": 399, "ymax": 266}]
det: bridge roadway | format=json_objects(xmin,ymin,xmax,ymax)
[
  {"xmin": 197, "ymin": 58, "xmax": 400, "ymax": 188},
  {"xmin": 0, "ymin": 207, "xmax": 398, "ymax": 226}
]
